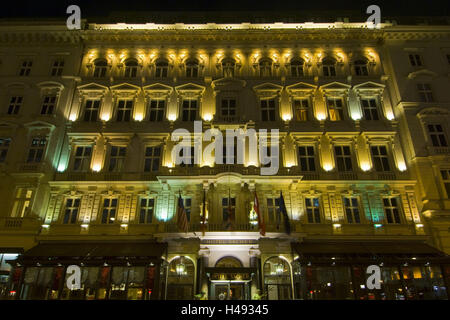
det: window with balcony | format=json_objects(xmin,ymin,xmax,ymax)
[
  {"xmin": 343, "ymin": 197, "xmax": 360, "ymax": 223},
  {"xmin": 322, "ymin": 58, "xmax": 336, "ymax": 77},
  {"xmin": 417, "ymin": 83, "xmax": 433, "ymax": 102},
  {"xmin": 293, "ymin": 99, "xmax": 309, "ymax": 121},
  {"xmin": 290, "ymin": 58, "xmax": 304, "ymax": 77},
  {"xmin": 124, "ymin": 59, "xmax": 138, "ymax": 78},
  {"xmin": 440, "ymin": 169, "xmax": 450, "ymax": 198},
  {"xmin": 93, "ymin": 59, "xmax": 108, "ymax": 78},
  {"xmin": 260, "ymin": 98, "xmax": 276, "ymax": 121},
  {"xmin": 427, "ymin": 124, "xmax": 447, "ymax": 147},
  {"xmin": 382, "ymin": 197, "xmax": 401, "ymax": 224},
  {"xmin": 370, "ymin": 146, "xmax": 391, "ymax": 172},
  {"xmin": 11, "ymin": 188, "xmax": 33, "ymax": 217},
  {"xmin": 298, "ymin": 146, "xmax": 316, "ymax": 172},
  {"xmin": 139, "ymin": 198, "xmax": 155, "ymax": 224},
  {"xmin": 101, "ymin": 198, "xmax": 118, "ymax": 224},
  {"xmin": 181, "ymin": 99, "xmax": 198, "ymax": 121},
  {"xmin": 108, "ymin": 146, "xmax": 126, "ymax": 172},
  {"xmin": 73, "ymin": 146, "xmax": 92, "ymax": 172},
  {"xmin": 63, "ymin": 198, "xmax": 80, "ymax": 224},
  {"xmin": 266, "ymin": 197, "xmax": 280, "ymax": 224},
  {"xmin": 18, "ymin": 60, "xmax": 32, "ymax": 76},
  {"xmin": 83, "ymin": 100, "xmax": 100, "ymax": 122},
  {"xmin": 409, "ymin": 54, "xmax": 423, "ymax": 67},
  {"xmin": 259, "ymin": 58, "xmax": 273, "ymax": 77},
  {"xmin": 353, "ymin": 59, "xmax": 369, "ymax": 76},
  {"xmin": 148, "ymin": 100, "xmax": 165, "ymax": 122},
  {"xmin": 220, "ymin": 98, "xmax": 236, "ymax": 122},
  {"xmin": 327, "ymin": 98, "xmax": 344, "ymax": 121},
  {"xmin": 305, "ymin": 197, "xmax": 321, "ymax": 223},
  {"xmin": 51, "ymin": 59, "xmax": 64, "ymax": 76},
  {"xmin": 7, "ymin": 96, "xmax": 22, "ymax": 115},
  {"xmin": 222, "ymin": 197, "xmax": 236, "ymax": 223},
  {"xmin": 222, "ymin": 58, "xmax": 236, "ymax": 78},
  {"xmin": 361, "ymin": 98, "xmax": 379, "ymax": 120},
  {"xmin": 27, "ymin": 137, "xmax": 47, "ymax": 163},
  {"xmin": 0, "ymin": 138, "xmax": 11, "ymax": 162},
  {"xmin": 116, "ymin": 100, "xmax": 133, "ymax": 122},
  {"xmin": 144, "ymin": 146, "xmax": 161, "ymax": 172},
  {"xmin": 155, "ymin": 59, "xmax": 169, "ymax": 78},
  {"xmin": 334, "ymin": 146, "xmax": 353, "ymax": 172},
  {"xmin": 40, "ymin": 95, "xmax": 56, "ymax": 115},
  {"xmin": 185, "ymin": 59, "xmax": 199, "ymax": 78}
]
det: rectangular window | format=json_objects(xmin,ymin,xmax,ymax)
[
  {"xmin": 108, "ymin": 146, "xmax": 126, "ymax": 172},
  {"xmin": 139, "ymin": 198, "xmax": 155, "ymax": 224},
  {"xmin": 266, "ymin": 197, "xmax": 280, "ymax": 224},
  {"xmin": 116, "ymin": 100, "xmax": 133, "ymax": 122},
  {"xmin": 361, "ymin": 99, "xmax": 379, "ymax": 120},
  {"xmin": 334, "ymin": 146, "xmax": 353, "ymax": 172},
  {"xmin": 293, "ymin": 99, "xmax": 309, "ymax": 121},
  {"xmin": 261, "ymin": 99, "xmax": 276, "ymax": 121},
  {"xmin": 101, "ymin": 198, "xmax": 118, "ymax": 224},
  {"xmin": 8, "ymin": 96, "xmax": 23, "ymax": 115},
  {"xmin": 222, "ymin": 138, "xmax": 237, "ymax": 164},
  {"xmin": 19, "ymin": 60, "xmax": 32, "ymax": 76},
  {"xmin": 73, "ymin": 146, "xmax": 92, "ymax": 172},
  {"xmin": 383, "ymin": 197, "xmax": 401, "ymax": 224},
  {"xmin": 40, "ymin": 95, "xmax": 57, "ymax": 115},
  {"xmin": 298, "ymin": 146, "xmax": 316, "ymax": 171},
  {"xmin": 83, "ymin": 100, "xmax": 100, "ymax": 122},
  {"xmin": 440, "ymin": 169, "xmax": 450, "ymax": 198},
  {"xmin": 343, "ymin": 197, "xmax": 360, "ymax": 223},
  {"xmin": 447, "ymin": 54, "xmax": 450, "ymax": 65},
  {"xmin": 0, "ymin": 138, "xmax": 11, "ymax": 162},
  {"xmin": 370, "ymin": 146, "xmax": 391, "ymax": 172},
  {"xmin": 144, "ymin": 146, "xmax": 161, "ymax": 172},
  {"xmin": 409, "ymin": 54, "xmax": 423, "ymax": 67},
  {"xmin": 221, "ymin": 98, "xmax": 236, "ymax": 121},
  {"xmin": 63, "ymin": 198, "xmax": 80, "ymax": 224},
  {"xmin": 11, "ymin": 188, "xmax": 33, "ymax": 217},
  {"xmin": 327, "ymin": 98, "xmax": 344, "ymax": 121},
  {"xmin": 417, "ymin": 83, "xmax": 433, "ymax": 102},
  {"xmin": 305, "ymin": 197, "xmax": 321, "ymax": 223},
  {"xmin": 180, "ymin": 146, "xmax": 195, "ymax": 167},
  {"xmin": 222, "ymin": 197, "xmax": 236, "ymax": 222},
  {"xmin": 148, "ymin": 100, "xmax": 165, "ymax": 122},
  {"xmin": 182, "ymin": 100, "xmax": 198, "ymax": 121},
  {"xmin": 427, "ymin": 124, "xmax": 448, "ymax": 147},
  {"xmin": 27, "ymin": 137, "xmax": 47, "ymax": 163},
  {"xmin": 51, "ymin": 59, "xmax": 64, "ymax": 76}
]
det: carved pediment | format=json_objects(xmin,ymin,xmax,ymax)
[
  {"xmin": 407, "ymin": 68, "xmax": 438, "ymax": 80},
  {"xmin": 353, "ymin": 81, "xmax": 385, "ymax": 95},
  {"xmin": 175, "ymin": 83, "xmax": 205, "ymax": 99},
  {"xmin": 143, "ymin": 83, "xmax": 173, "ymax": 99},
  {"xmin": 24, "ymin": 120, "xmax": 55, "ymax": 131},
  {"xmin": 320, "ymin": 81, "xmax": 351, "ymax": 92},
  {"xmin": 417, "ymin": 107, "xmax": 450, "ymax": 119},
  {"xmin": 110, "ymin": 82, "xmax": 141, "ymax": 92},
  {"xmin": 286, "ymin": 82, "xmax": 317, "ymax": 95},
  {"xmin": 253, "ymin": 83, "xmax": 283, "ymax": 98},
  {"xmin": 37, "ymin": 81, "xmax": 65, "ymax": 92},
  {"xmin": 211, "ymin": 78, "xmax": 246, "ymax": 91},
  {"xmin": 77, "ymin": 82, "xmax": 109, "ymax": 97}
]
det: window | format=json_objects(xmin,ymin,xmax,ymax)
[
  {"xmin": 409, "ymin": 54, "xmax": 423, "ymax": 67},
  {"xmin": 370, "ymin": 146, "xmax": 391, "ymax": 172},
  {"xmin": 298, "ymin": 146, "xmax": 316, "ymax": 171},
  {"xmin": 40, "ymin": 95, "xmax": 56, "ymax": 115},
  {"xmin": 19, "ymin": 60, "xmax": 32, "ymax": 76},
  {"xmin": 417, "ymin": 83, "xmax": 433, "ymax": 102},
  {"xmin": 0, "ymin": 138, "xmax": 11, "ymax": 162},
  {"xmin": 144, "ymin": 146, "xmax": 161, "ymax": 172},
  {"xmin": 101, "ymin": 198, "xmax": 118, "ymax": 224},
  {"xmin": 327, "ymin": 98, "xmax": 344, "ymax": 121},
  {"xmin": 220, "ymin": 98, "xmax": 236, "ymax": 121},
  {"xmin": 155, "ymin": 60, "xmax": 169, "ymax": 78},
  {"xmin": 293, "ymin": 99, "xmax": 308, "ymax": 121},
  {"xmin": 222, "ymin": 58, "xmax": 235, "ymax": 78},
  {"xmin": 322, "ymin": 58, "xmax": 336, "ymax": 77},
  {"xmin": 11, "ymin": 188, "xmax": 33, "ymax": 217},
  {"xmin": 334, "ymin": 146, "xmax": 353, "ymax": 171},
  {"xmin": 179, "ymin": 146, "xmax": 195, "ymax": 167},
  {"xmin": 73, "ymin": 146, "xmax": 92, "ymax": 172},
  {"xmin": 290, "ymin": 59, "xmax": 304, "ymax": 77},
  {"xmin": 427, "ymin": 124, "xmax": 447, "ymax": 147},
  {"xmin": 148, "ymin": 100, "xmax": 165, "ymax": 122},
  {"xmin": 7, "ymin": 96, "xmax": 22, "ymax": 115},
  {"xmin": 185, "ymin": 59, "xmax": 199, "ymax": 78},
  {"xmin": 261, "ymin": 99, "xmax": 276, "ymax": 121},
  {"xmin": 343, "ymin": 197, "xmax": 360, "ymax": 223},
  {"xmin": 266, "ymin": 197, "xmax": 280, "ymax": 224},
  {"xmin": 124, "ymin": 59, "xmax": 138, "ymax": 78},
  {"xmin": 440, "ymin": 169, "xmax": 450, "ymax": 198},
  {"xmin": 108, "ymin": 146, "xmax": 126, "ymax": 172},
  {"xmin": 259, "ymin": 59, "xmax": 272, "ymax": 77},
  {"xmin": 382, "ymin": 197, "xmax": 401, "ymax": 224},
  {"xmin": 93, "ymin": 59, "xmax": 107, "ymax": 78},
  {"xmin": 27, "ymin": 137, "xmax": 47, "ymax": 163},
  {"xmin": 361, "ymin": 98, "xmax": 379, "ymax": 120},
  {"xmin": 354, "ymin": 59, "xmax": 369, "ymax": 76},
  {"xmin": 222, "ymin": 197, "xmax": 236, "ymax": 222},
  {"xmin": 305, "ymin": 197, "xmax": 320, "ymax": 223},
  {"xmin": 447, "ymin": 54, "xmax": 450, "ymax": 65},
  {"xmin": 51, "ymin": 59, "xmax": 64, "ymax": 76},
  {"xmin": 139, "ymin": 198, "xmax": 155, "ymax": 223},
  {"xmin": 222, "ymin": 138, "xmax": 237, "ymax": 164},
  {"xmin": 183, "ymin": 198, "xmax": 192, "ymax": 222},
  {"xmin": 83, "ymin": 100, "xmax": 100, "ymax": 122},
  {"xmin": 116, "ymin": 100, "xmax": 133, "ymax": 122},
  {"xmin": 182, "ymin": 100, "xmax": 198, "ymax": 121},
  {"xmin": 63, "ymin": 198, "xmax": 80, "ymax": 224}
]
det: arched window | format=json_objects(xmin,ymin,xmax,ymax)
[
  {"xmin": 259, "ymin": 58, "xmax": 273, "ymax": 77},
  {"xmin": 354, "ymin": 59, "xmax": 369, "ymax": 76},
  {"xmin": 263, "ymin": 257, "xmax": 291, "ymax": 300},
  {"xmin": 167, "ymin": 257, "xmax": 195, "ymax": 300},
  {"xmin": 155, "ymin": 59, "xmax": 169, "ymax": 78},
  {"xmin": 215, "ymin": 256, "xmax": 243, "ymax": 268},
  {"xmin": 322, "ymin": 58, "xmax": 336, "ymax": 77},
  {"xmin": 124, "ymin": 59, "xmax": 138, "ymax": 78},
  {"xmin": 290, "ymin": 58, "xmax": 304, "ymax": 77},
  {"xmin": 185, "ymin": 59, "xmax": 199, "ymax": 78},
  {"xmin": 93, "ymin": 59, "xmax": 108, "ymax": 78},
  {"xmin": 222, "ymin": 58, "xmax": 236, "ymax": 78}
]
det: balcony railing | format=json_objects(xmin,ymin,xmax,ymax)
[{"xmin": 0, "ymin": 217, "xmax": 42, "ymax": 232}]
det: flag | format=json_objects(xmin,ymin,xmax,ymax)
[
  {"xmin": 201, "ymin": 190, "xmax": 207, "ymax": 236},
  {"xmin": 225, "ymin": 189, "xmax": 234, "ymax": 231},
  {"xmin": 278, "ymin": 191, "xmax": 291, "ymax": 235},
  {"xmin": 253, "ymin": 191, "xmax": 266, "ymax": 236},
  {"xmin": 176, "ymin": 192, "xmax": 189, "ymax": 233}
]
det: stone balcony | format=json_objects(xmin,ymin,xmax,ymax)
[{"xmin": 0, "ymin": 217, "xmax": 42, "ymax": 234}]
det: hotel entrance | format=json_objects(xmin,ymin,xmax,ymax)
[{"xmin": 210, "ymin": 281, "xmax": 250, "ymax": 300}]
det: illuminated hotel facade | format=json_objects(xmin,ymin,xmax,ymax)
[{"xmin": 0, "ymin": 18, "xmax": 449, "ymax": 300}]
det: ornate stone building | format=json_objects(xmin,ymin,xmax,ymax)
[{"xmin": 0, "ymin": 18, "xmax": 449, "ymax": 300}]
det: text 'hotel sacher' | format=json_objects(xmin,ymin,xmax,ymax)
[{"xmin": 0, "ymin": 13, "xmax": 450, "ymax": 300}]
